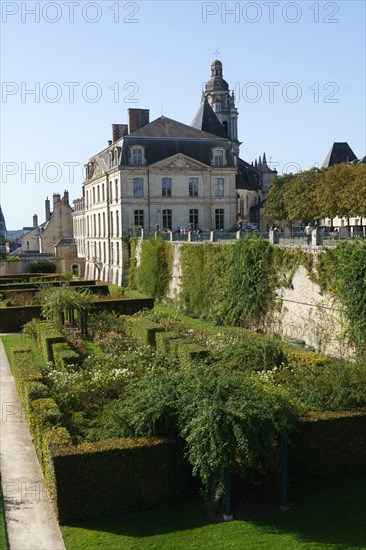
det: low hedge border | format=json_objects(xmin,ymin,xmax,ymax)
[
  {"xmin": 121, "ymin": 316, "xmax": 165, "ymax": 347},
  {"xmin": 36, "ymin": 322, "xmax": 66, "ymax": 364},
  {"xmin": 49, "ymin": 437, "xmax": 192, "ymax": 523}
]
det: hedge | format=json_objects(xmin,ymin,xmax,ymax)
[
  {"xmin": 52, "ymin": 342, "xmax": 81, "ymax": 370},
  {"xmin": 0, "ymin": 298, "xmax": 154, "ymax": 332},
  {"xmin": 8, "ymin": 345, "xmax": 65, "ymax": 472},
  {"xmin": 289, "ymin": 411, "xmax": 366, "ymax": 479},
  {"xmin": 0, "ymin": 305, "xmax": 43, "ymax": 332},
  {"xmin": 93, "ymin": 298, "xmax": 154, "ymax": 315},
  {"xmin": 36, "ymin": 322, "xmax": 66, "ymax": 363},
  {"xmin": 121, "ymin": 315, "xmax": 165, "ymax": 347},
  {"xmin": 1, "ymin": 284, "xmax": 108, "ymax": 299},
  {"xmin": 48, "ymin": 438, "xmax": 192, "ymax": 523},
  {"xmin": 0, "ymin": 280, "xmax": 94, "ymax": 291}
]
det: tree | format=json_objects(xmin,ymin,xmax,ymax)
[
  {"xmin": 283, "ymin": 168, "xmax": 320, "ymax": 222},
  {"xmin": 343, "ymin": 163, "xmax": 366, "ymax": 219},
  {"xmin": 263, "ymin": 173, "xmax": 295, "ymax": 223},
  {"xmin": 102, "ymin": 362, "xmax": 297, "ymax": 511},
  {"xmin": 315, "ymin": 163, "xmax": 356, "ymax": 222},
  {"xmin": 39, "ymin": 286, "xmax": 95, "ymax": 326}
]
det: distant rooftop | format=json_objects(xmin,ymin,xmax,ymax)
[{"xmin": 321, "ymin": 142, "xmax": 357, "ymax": 168}]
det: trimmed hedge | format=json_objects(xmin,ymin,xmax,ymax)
[
  {"xmin": 0, "ymin": 280, "xmax": 95, "ymax": 291},
  {"xmin": 121, "ymin": 315, "xmax": 165, "ymax": 347},
  {"xmin": 289, "ymin": 411, "xmax": 366, "ymax": 479},
  {"xmin": 93, "ymin": 298, "xmax": 154, "ymax": 315},
  {"xmin": 0, "ymin": 305, "xmax": 43, "ymax": 332},
  {"xmin": 52, "ymin": 342, "xmax": 81, "ymax": 370},
  {"xmin": 155, "ymin": 332, "xmax": 181, "ymax": 357},
  {"xmin": 0, "ymin": 298, "xmax": 154, "ymax": 332},
  {"xmin": 49, "ymin": 438, "xmax": 192, "ymax": 523},
  {"xmin": 36, "ymin": 322, "xmax": 66, "ymax": 363}
]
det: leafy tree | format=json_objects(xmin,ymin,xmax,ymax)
[
  {"xmin": 343, "ymin": 163, "xmax": 366, "ymax": 218},
  {"xmin": 263, "ymin": 173, "xmax": 295, "ymax": 223},
  {"xmin": 283, "ymin": 168, "xmax": 320, "ymax": 222},
  {"xmin": 315, "ymin": 163, "xmax": 355, "ymax": 222},
  {"xmin": 101, "ymin": 363, "xmax": 297, "ymax": 511},
  {"xmin": 39, "ymin": 286, "xmax": 95, "ymax": 325}
]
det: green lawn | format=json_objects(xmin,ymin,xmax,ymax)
[
  {"xmin": 1, "ymin": 334, "xmax": 44, "ymax": 369},
  {"xmin": 0, "ymin": 483, "xmax": 7, "ymax": 550},
  {"xmin": 61, "ymin": 474, "xmax": 366, "ymax": 550}
]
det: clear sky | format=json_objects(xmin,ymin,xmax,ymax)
[{"xmin": 1, "ymin": 0, "xmax": 365, "ymax": 229}]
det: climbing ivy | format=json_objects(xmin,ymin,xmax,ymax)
[
  {"xmin": 130, "ymin": 237, "xmax": 173, "ymax": 299},
  {"xmin": 314, "ymin": 241, "xmax": 366, "ymax": 357}
]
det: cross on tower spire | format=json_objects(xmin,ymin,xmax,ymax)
[{"xmin": 213, "ymin": 49, "xmax": 220, "ymax": 57}]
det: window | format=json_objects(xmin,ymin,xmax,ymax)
[
  {"xmin": 115, "ymin": 179, "xmax": 118, "ymax": 201},
  {"xmin": 116, "ymin": 211, "xmax": 120, "ymax": 237},
  {"xmin": 134, "ymin": 210, "xmax": 144, "ymax": 227},
  {"xmin": 162, "ymin": 209, "xmax": 172, "ymax": 229},
  {"xmin": 133, "ymin": 177, "xmax": 144, "ymax": 197},
  {"xmin": 189, "ymin": 177, "xmax": 198, "ymax": 197},
  {"xmin": 97, "ymin": 185, "xmax": 100, "ymax": 202},
  {"xmin": 103, "ymin": 212, "xmax": 106, "ymax": 236},
  {"xmin": 162, "ymin": 177, "xmax": 172, "ymax": 197},
  {"xmin": 116, "ymin": 242, "xmax": 120, "ymax": 264},
  {"xmin": 98, "ymin": 213, "xmax": 101, "ymax": 236},
  {"xmin": 215, "ymin": 209, "xmax": 224, "ymax": 230},
  {"xmin": 103, "ymin": 241, "xmax": 106, "ymax": 263},
  {"xmin": 214, "ymin": 149, "xmax": 224, "ymax": 167},
  {"xmin": 215, "ymin": 178, "xmax": 224, "ymax": 197},
  {"xmin": 110, "ymin": 212, "xmax": 114, "ymax": 236},
  {"xmin": 93, "ymin": 214, "xmax": 96, "ymax": 237},
  {"xmin": 109, "ymin": 180, "xmax": 112, "ymax": 201},
  {"xmin": 102, "ymin": 184, "xmax": 105, "ymax": 202},
  {"xmin": 92, "ymin": 187, "xmax": 95, "ymax": 204},
  {"xmin": 132, "ymin": 148, "xmax": 143, "ymax": 165},
  {"xmin": 189, "ymin": 209, "xmax": 199, "ymax": 228}
]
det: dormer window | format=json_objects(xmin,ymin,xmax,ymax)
[
  {"xmin": 212, "ymin": 148, "xmax": 225, "ymax": 167},
  {"xmin": 131, "ymin": 147, "xmax": 143, "ymax": 165}
]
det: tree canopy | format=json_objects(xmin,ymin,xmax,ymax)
[{"xmin": 265, "ymin": 163, "xmax": 366, "ymax": 224}]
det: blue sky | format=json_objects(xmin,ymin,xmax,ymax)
[{"xmin": 1, "ymin": 0, "xmax": 365, "ymax": 228}]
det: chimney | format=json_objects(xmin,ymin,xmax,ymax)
[
  {"xmin": 112, "ymin": 124, "xmax": 128, "ymax": 142},
  {"xmin": 33, "ymin": 214, "xmax": 38, "ymax": 228},
  {"xmin": 63, "ymin": 190, "xmax": 69, "ymax": 203},
  {"xmin": 128, "ymin": 109, "xmax": 150, "ymax": 134},
  {"xmin": 45, "ymin": 197, "xmax": 51, "ymax": 221},
  {"xmin": 53, "ymin": 193, "xmax": 61, "ymax": 205},
  {"xmin": 108, "ymin": 140, "xmax": 112, "ymax": 146}
]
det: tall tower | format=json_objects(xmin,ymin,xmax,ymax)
[{"xmin": 204, "ymin": 60, "xmax": 239, "ymax": 146}]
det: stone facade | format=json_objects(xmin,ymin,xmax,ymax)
[{"xmin": 73, "ymin": 61, "xmax": 277, "ymax": 284}]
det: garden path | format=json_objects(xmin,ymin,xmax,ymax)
[{"xmin": 0, "ymin": 337, "xmax": 66, "ymax": 550}]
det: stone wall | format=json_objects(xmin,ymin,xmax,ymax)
[{"xmin": 134, "ymin": 240, "xmax": 351, "ymax": 358}]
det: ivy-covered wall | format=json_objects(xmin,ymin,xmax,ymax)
[{"xmin": 130, "ymin": 238, "xmax": 366, "ymax": 359}]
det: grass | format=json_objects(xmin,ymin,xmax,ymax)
[
  {"xmin": 61, "ymin": 474, "xmax": 366, "ymax": 550},
  {"xmin": 1, "ymin": 334, "xmax": 44, "ymax": 369},
  {"xmin": 0, "ymin": 482, "xmax": 7, "ymax": 550}
]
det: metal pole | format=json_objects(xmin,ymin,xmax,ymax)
[
  {"xmin": 280, "ymin": 436, "xmax": 289, "ymax": 510},
  {"xmin": 223, "ymin": 469, "xmax": 233, "ymax": 521}
]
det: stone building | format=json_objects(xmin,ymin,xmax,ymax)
[
  {"xmin": 73, "ymin": 60, "xmax": 276, "ymax": 284},
  {"xmin": 6, "ymin": 191, "xmax": 84, "ymax": 276}
]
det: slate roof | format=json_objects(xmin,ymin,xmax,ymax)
[
  {"xmin": 236, "ymin": 158, "xmax": 262, "ymax": 191},
  {"xmin": 321, "ymin": 142, "xmax": 357, "ymax": 168},
  {"xmin": 119, "ymin": 116, "xmax": 236, "ymax": 167},
  {"xmin": 128, "ymin": 116, "xmax": 228, "ymax": 140},
  {"xmin": 191, "ymin": 98, "xmax": 228, "ymax": 138}
]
